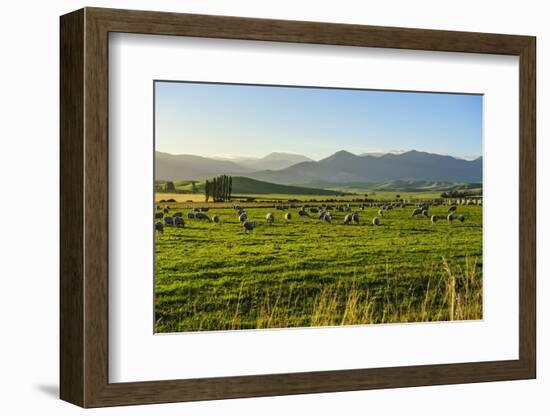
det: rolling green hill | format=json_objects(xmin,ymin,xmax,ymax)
[
  {"xmin": 368, "ymin": 179, "xmax": 482, "ymax": 192},
  {"xmin": 175, "ymin": 176, "xmax": 346, "ymax": 196}
]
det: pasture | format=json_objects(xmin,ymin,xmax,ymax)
[{"xmin": 154, "ymin": 198, "xmax": 483, "ymax": 333}]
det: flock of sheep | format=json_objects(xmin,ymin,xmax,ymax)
[{"xmin": 154, "ymin": 199, "xmax": 473, "ymax": 234}]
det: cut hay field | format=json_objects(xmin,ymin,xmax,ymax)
[{"xmin": 154, "ymin": 200, "xmax": 483, "ymax": 333}]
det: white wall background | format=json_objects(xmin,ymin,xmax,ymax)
[{"xmin": 0, "ymin": 0, "xmax": 545, "ymax": 414}]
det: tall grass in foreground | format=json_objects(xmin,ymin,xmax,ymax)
[
  {"xmin": 310, "ymin": 256, "xmax": 481, "ymax": 326},
  {"xmin": 155, "ymin": 257, "xmax": 482, "ymax": 332}
]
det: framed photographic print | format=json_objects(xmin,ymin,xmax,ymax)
[{"xmin": 60, "ymin": 7, "xmax": 536, "ymax": 408}]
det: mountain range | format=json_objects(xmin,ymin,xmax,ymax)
[
  {"xmin": 212, "ymin": 152, "xmax": 313, "ymax": 171},
  {"xmin": 155, "ymin": 150, "xmax": 482, "ymax": 186}
]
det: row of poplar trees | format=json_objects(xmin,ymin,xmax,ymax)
[{"xmin": 205, "ymin": 175, "xmax": 232, "ymax": 202}]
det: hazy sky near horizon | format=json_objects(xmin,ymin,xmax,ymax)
[{"xmin": 155, "ymin": 81, "xmax": 482, "ymax": 160}]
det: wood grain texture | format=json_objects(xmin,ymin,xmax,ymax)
[
  {"xmin": 518, "ymin": 38, "xmax": 536, "ymax": 376},
  {"xmin": 59, "ymin": 7, "xmax": 537, "ymax": 408},
  {"xmin": 59, "ymin": 8, "xmax": 84, "ymax": 407}
]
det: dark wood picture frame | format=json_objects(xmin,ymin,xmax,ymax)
[{"xmin": 60, "ymin": 7, "xmax": 536, "ymax": 408}]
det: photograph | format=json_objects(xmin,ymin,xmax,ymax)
[{"xmin": 153, "ymin": 81, "xmax": 483, "ymax": 333}]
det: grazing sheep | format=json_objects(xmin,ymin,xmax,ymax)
[
  {"xmin": 266, "ymin": 213, "xmax": 274, "ymax": 223},
  {"xmin": 309, "ymin": 207, "xmax": 319, "ymax": 213},
  {"xmin": 298, "ymin": 209, "xmax": 309, "ymax": 217},
  {"xmin": 211, "ymin": 214, "xmax": 219, "ymax": 223},
  {"xmin": 154, "ymin": 212, "xmax": 163, "ymax": 220},
  {"xmin": 447, "ymin": 213, "xmax": 455, "ymax": 223},
  {"xmin": 458, "ymin": 214, "xmax": 465, "ymax": 222},
  {"xmin": 284, "ymin": 212, "xmax": 292, "ymax": 221},
  {"xmin": 187, "ymin": 212, "xmax": 195, "ymax": 219},
  {"xmin": 164, "ymin": 216, "xmax": 174, "ymax": 226},
  {"xmin": 352, "ymin": 212, "xmax": 360, "ymax": 224},
  {"xmin": 174, "ymin": 216, "xmax": 185, "ymax": 228},
  {"xmin": 343, "ymin": 214, "xmax": 353, "ymax": 224},
  {"xmin": 448, "ymin": 206, "xmax": 457, "ymax": 213},
  {"xmin": 200, "ymin": 207, "xmax": 210, "ymax": 212},
  {"xmin": 372, "ymin": 217, "xmax": 380, "ymax": 226},
  {"xmin": 422, "ymin": 209, "xmax": 429, "ymax": 217},
  {"xmin": 195, "ymin": 212, "xmax": 210, "ymax": 221},
  {"xmin": 239, "ymin": 212, "xmax": 248, "ymax": 222},
  {"xmin": 156, "ymin": 205, "xmax": 161, "ymax": 210},
  {"xmin": 163, "ymin": 207, "xmax": 170, "ymax": 214},
  {"xmin": 242, "ymin": 221, "xmax": 256, "ymax": 232},
  {"xmin": 173, "ymin": 212, "xmax": 183, "ymax": 218},
  {"xmin": 378, "ymin": 209, "xmax": 384, "ymax": 217},
  {"xmin": 155, "ymin": 221, "xmax": 164, "ymax": 234},
  {"xmin": 431, "ymin": 215, "xmax": 437, "ymax": 224},
  {"xmin": 412, "ymin": 207, "xmax": 422, "ymax": 216},
  {"xmin": 323, "ymin": 213, "xmax": 332, "ymax": 223}
]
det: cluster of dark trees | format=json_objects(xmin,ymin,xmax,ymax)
[
  {"xmin": 164, "ymin": 181, "xmax": 176, "ymax": 192},
  {"xmin": 205, "ymin": 175, "xmax": 232, "ymax": 202}
]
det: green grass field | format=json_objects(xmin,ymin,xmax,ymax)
[{"xmin": 154, "ymin": 197, "xmax": 483, "ymax": 333}]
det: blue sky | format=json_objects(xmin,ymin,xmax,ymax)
[{"xmin": 155, "ymin": 81, "xmax": 482, "ymax": 160}]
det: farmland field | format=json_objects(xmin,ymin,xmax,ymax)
[{"xmin": 154, "ymin": 195, "xmax": 483, "ymax": 333}]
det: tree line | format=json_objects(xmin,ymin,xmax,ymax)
[
  {"xmin": 440, "ymin": 189, "xmax": 481, "ymax": 198},
  {"xmin": 205, "ymin": 175, "xmax": 232, "ymax": 202}
]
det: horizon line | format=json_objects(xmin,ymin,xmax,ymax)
[{"xmin": 156, "ymin": 148, "xmax": 483, "ymax": 162}]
